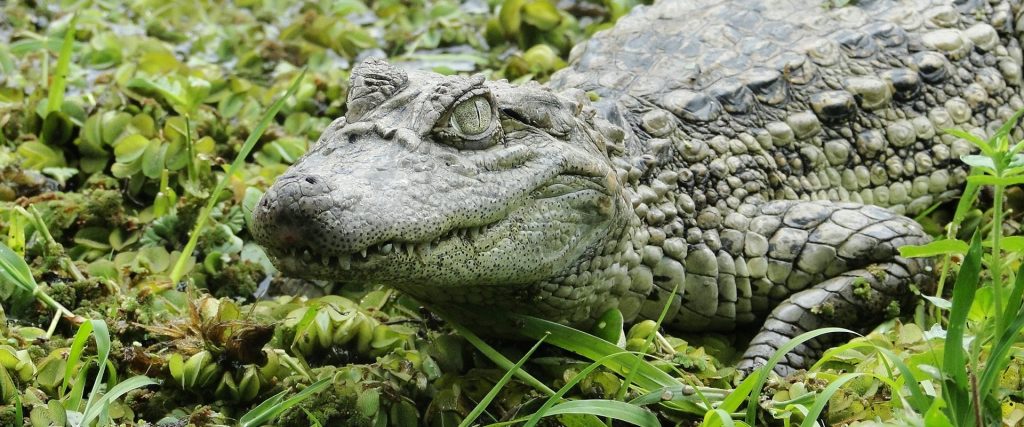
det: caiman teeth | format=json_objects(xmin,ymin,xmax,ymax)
[{"xmin": 277, "ymin": 220, "xmax": 501, "ymax": 269}]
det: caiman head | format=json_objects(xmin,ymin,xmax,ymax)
[{"xmin": 251, "ymin": 59, "xmax": 638, "ymax": 320}]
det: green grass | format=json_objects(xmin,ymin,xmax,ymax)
[{"xmin": 238, "ymin": 376, "xmax": 332, "ymax": 427}]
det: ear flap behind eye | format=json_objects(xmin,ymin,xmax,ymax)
[
  {"xmin": 497, "ymin": 90, "xmax": 574, "ymax": 136},
  {"xmin": 346, "ymin": 58, "xmax": 409, "ymax": 122}
]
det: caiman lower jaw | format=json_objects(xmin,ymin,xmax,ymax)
[{"xmin": 267, "ymin": 218, "xmax": 504, "ymax": 275}]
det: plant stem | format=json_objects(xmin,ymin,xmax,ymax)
[
  {"xmin": 45, "ymin": 309, "xmax": 61, "ymax": 338},
  {"xmin": 971, "ymin": 368, "xmax": 983, "ymax": 427},
  {"xmin": 992, "ymin": 181, "xmax": 1005, "ymax": 331},
  {"xmin": 186, "ymin": 115, "xmax": 197, "ymax": 186},
  {"xmin": 33, "ymin": 286, "xmax": 79, "ymax": 322},
  {"xmin": 28, "ymin": 206, "xmax": 85, "ymax": 281}
]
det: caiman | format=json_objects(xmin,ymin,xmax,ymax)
[{"xmin": 251, "ymin": 0, "xmax": 1024, "ymax": 373}]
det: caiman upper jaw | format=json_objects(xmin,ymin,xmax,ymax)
[{"xmin": 257, "ymin": 216, "xmax": 504, "ymax": 274}]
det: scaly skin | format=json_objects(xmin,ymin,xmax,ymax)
[{"xmin": 252, "ymin": 0, "xmax": 1024, "ymax": 374}]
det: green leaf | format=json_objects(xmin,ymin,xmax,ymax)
[
  {"xmin": 539, "ymin": 400, "xmax": 659, "ymax": 427},
  {"xmin": 591, "ymin": 308, "xmax": 624, "ymax": 345},
  {"xmin": 41, "ymin": 110, "xmax": 74, "ymax": 145},
  {"xmin": 16, "ymin": 141, "xmax": 67, "ymax": 169},
  {"xmin": 82, "ymin": 319, "xmax": 112, "ymax": 414},
  {"xmin": 960, "ymin": 154, "xmax": 996, "ymax": 171},
  {"xmin": 73, "ymin": 227, "xmax": 112, "ymax": 251},
  {"xmin": 499, "ymin": 0, "xmax": 526, "ymax": 37},
  {"xmin": 47, "ymin": 14, "xmax": 77, "ymax": 115},
  {"xmin": 942, "ymin": 232, "xmax": 982, "ymax": 425},
  {"xmin": 460, "ymin": 335, "xmax": 547, "ymax": 427},
  {"xmin": 40, "ymin": 167, "xmax": 78, "ymax": 186},
  {"xmin": 113, "ymin": 134, "xmax": 150, "ymax": 163},
  {"xmin": 744, "ymin": 327, "xmax": 855, "ymax": 425},
  {"xmin": 898, "ymin": 239, "xmax": 968, "ymax": 258},
  {"xmin": 871, "ymin": 347, "xmax": 931, "ymax": 413},
  {"xmin": 978, "ymin": 263, "xmax": 1024, "ymax": 403},
  {"xmin": 0, "ymin": 240, "xmax": 37, "ymax": 300},
  {"xmin": 993, "ymin": 107, "xmax": 1024, "ymax": 144},
  {"xmin": 922, "ymin": 295, "xmax": 952, "ymax": 310},
  {"xmin": 522, "ymin": 0, "xmax": 561, "ymax": 30},
  {"xmin": 924, "ymin": 398, "xmax": 955, "ymax": 427},
  {"xmin": 944, "ymin": 128, "xmax": 994, "ymax": 158},
  {"xmin": 141, "ymin": 140, "xmax": 166, "ymax": 179},
  {"xmin": 9, "ymin": 38, "xmax": 62, "ymax": 56},
  {"xmin": 1000, "ymin": 236, "xmax": 1024, "ymax": 253},
  {"xmin": 447, "ymin": 317, "xmax": 556, "ymax": 396},
  {"xmin": 701, "ymin": 408, "xmax": 737, "ymax": 427},
  {"xmin": 798, "ymin": 373, "xmax": 865, "ymax": 427},
  {"xmin": 0, "ymin": 46, "xmax": 13, "ymax": 75},
  {"xmin": 80, "ymin": 376, "xmax": 156, "ymax": 426},
  {"xmin": 239, "ymin": 376, "xmax": 331, "ymax": 427},
  {"xmin": 966, "ymin": 174, "xmax": 1024, "ymax": 186},
  {"xmin": 513, "ymin": 314, "xmax": 679, "ymax": 391},
  {"xmin": 62, "ymin": 319, "xmax": 95, "ymax": 407}
]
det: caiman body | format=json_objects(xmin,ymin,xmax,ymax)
[{"xmin": 252, "ymin": 0, "xmax": 1024, "ymax": 372}]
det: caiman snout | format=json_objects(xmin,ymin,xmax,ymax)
[{"xmin": 251, "ymin": 172, "xmax": 337, "ymax": 256}]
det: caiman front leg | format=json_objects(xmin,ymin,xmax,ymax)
[{"xmin": 727, "ymin": 201, "xmax": 934, "ymax": 375}]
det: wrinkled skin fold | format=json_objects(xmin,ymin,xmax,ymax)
[{"xmin": 254, "ymin": 0, "xmax": 1024, "ymax": 373}]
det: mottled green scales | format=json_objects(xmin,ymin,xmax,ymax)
[{"xmin": 252, "ymin": 0, "xmax": 1024, "ymax": 373}]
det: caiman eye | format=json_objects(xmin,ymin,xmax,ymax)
[
  {"xmin": 450, "ymin": 95, "xmax": 493, "ymax": 138},
  {"xmin": 436, "ymin": 93, "xmax": 501, "ymax": 150}
]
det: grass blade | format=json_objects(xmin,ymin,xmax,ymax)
[
  {"xmin": 617, "ymin": 284, "xmax": 678, "ymax": 403},
  {"xmin": 979, "ymin": 313, "xmax": 1024, "ymax": 398},
  {"xmin": 80, "ymin": 375, "xmax": 156, "ymax": 425},
  {"xmin": 239, "ymin": 375, "xmax": 331, "ymax": 427},
  {"xmin": 798, "ymin": 373, "xmax": 865, "ymax": 427},
  {"xmin": 717, "ymin": 368, "xmax": 760, "ymax": 414},
  {"xmin": 170, "ymin": 69, "xmax": 307, "ymax": 283},
  {"xmin": 14, "ymin": 393, "xmax": 22, "ymax": 423},
  {"xmin": 525, "ymin": 351, "xmax": 697, "ymax": 427},
  {"xmin": 447, "ymin": 318, "xmax": 555, "ymax": 395},
  {"xmin": 744, "ymin": 327, "xmax": 854, "ymax": 425},
  {"xmin": 0, "ymin": 241, "xmax": 37, "ymax": 297},
  {"xmin": 61, "ymin": 319, "xmax": 95, "ymax": 402},
  {"xmin": 701, "ymin": 408, "xmax": 738, "ymax": 427},
  {"xmin": 83, "ymin": 320, "xmax": 112, "ymax": 413},
  {"xmin": 513, "ymin": 314, "xmax": 679, "ymax": 390},
  {"xmin": 536, "ymin": 399, "xmax": 659, "ymax": 427},
  {"xmin": 874, "ymin": 347, "xmax": 930, "ymax": 413},
  {"xmin": 460, "ymin": 335, "xmax": 547, "ymax": 427},
  {"xmin": 47, "ymin": 14, "xmax": 77, "ymax": 115},
  {"xmin": 942, "ymin": 232, "xmax": 982, "ymax": 425},
  {"xmin": 627, "ymin": 384, "xmax": 725, "ymax": 409}
]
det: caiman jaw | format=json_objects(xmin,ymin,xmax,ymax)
[{"xmin": 265, "ymin": 219, "xmax": 502, "ymax": 273}]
